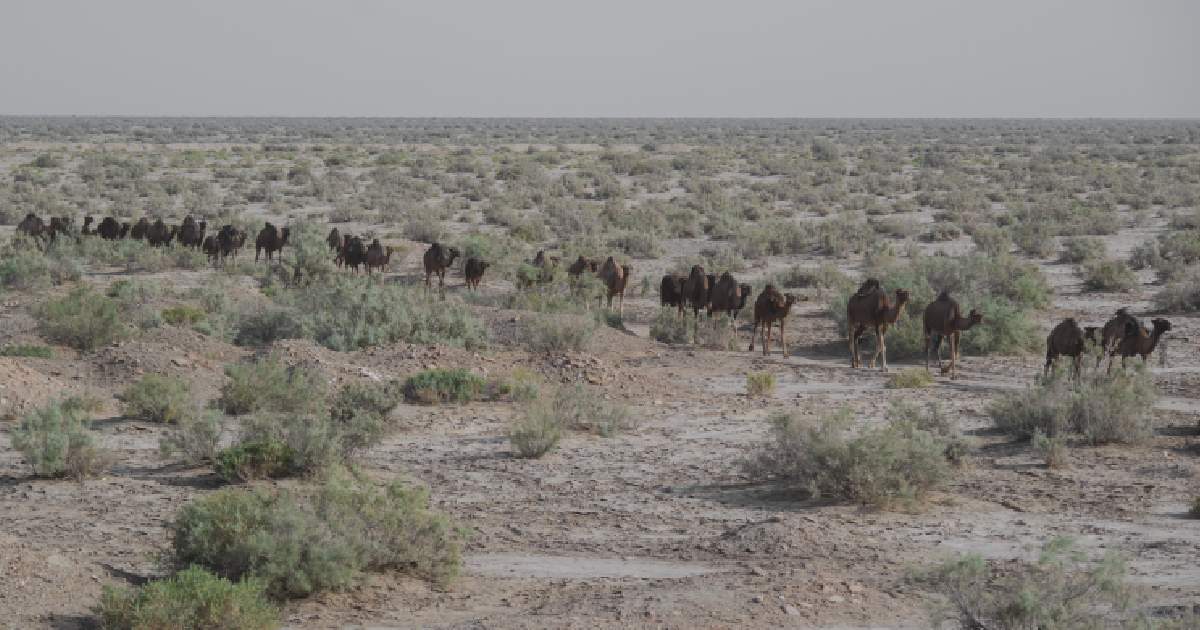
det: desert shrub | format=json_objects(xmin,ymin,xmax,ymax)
[
  {"xmin": 37, "ymin": 287, "xmax": 127, "ymax": 351},
  {"xmin": 828, "ymin": 254, "xmax": 1049, "ymax": 358},
  {"xmin": 1032, "ymin": 428, "xmax": 1068, "ymax": 469},
  {"xmin": 922, "ymin": 538, "xmax": 1146, "ymax": 630},
  {"xmin": 120, "ymin": 374, "xmax": 191, "ymax": 423},
  {"xmin": 488, "ymin": 368, "xmax": 541, "ymax": 402},
  {"xmin": 218, "ymin": 359, "xmax": 328, "ymax": 416},
  {"xmin": 746, "ymin": 371, "xmax": 776, "ymax": 397},
  {"xmin": 520, "ymin": 313, "xmax": 596, "ymax": 353},
  {"xmin": 924, "ymin": 224, "xmax": 962, "ymax": 242},
  {"xmin": 403, "ymin": 368, "xmax": 484, "ymax": 404},
  {"xmin": 10, "ymin": 397, "xmax": 108, "ymax": 480},
  {"xmin": 168, "ymin": 471, "xmax": 461, "ymax": 598},
  {"xmin": 695, "ymin": 315, "xmax": 739, "ymax": 350},
  {"xmin": 96, "ymin": 566, "xmax": 278, "ymax": 630},
  {"xmin": 1082, "ymin": 260, "xmax": 1137, "ymax": 293},
  {"xmin": 162, "ymin": 305, "xmax": 206, "ymax": 326},
  {"xmin": 1153, "ymin": 266, "xmax": 1200, "ymax": 312},
  {"xmin": 403, "ymin": 215, "xmax": 445, "ymax": 243},
  {"xmin": 1011, "ymin": 221, "xmax": 1058, "ymax": 258},
  {"xmin": 988, "ymin": 368, "xmax": 1157, "ymax": 444},
  {"xmin": 743, "ymin": 407, "xmax": 953, "ymax": 507},
  {"xmin": 886, "ymin": 368, "xmax": 934, "ymax": 389},
  {"xmin": 214, "ymin": 439, "xmax": 296, "ymax": 482},
  {"xmin": 1190, "ymin": 497, "xmax": 1200, "ymax": 519},
  {"xmin": 327, "ymin": 380, "xmax": 402, "ymax": 454},
  {"xmin": 509, "ymin": 383, "xmax": 629, "ymax": 455},
  {"xmin": 649, "ymin": 310, "xmax": 690, "ymax": 344},
  {"xmin": 249, "ymin": 276, "xmax": 486, "ymax": 351},
  {"xmin": 0, "ymin": 344, "xmax": 54, "ymax": 358},
  {"xmin": 1129, "ymin": 239, "xmax": 1161, "ymax": 270},
  {"xmin": 276, "ymin": 221, "xmax": 337, "ymax": 286},
  {"xmin": 767, "ymin": 263, "xmax": 854, "ymax": 293},
  {"xmin": 159, "ymin": 410, "xmax": 225, "ymax": 465},
  {"xmin": 608, "ymin": 231, "xmax": 663, "ymax": 259},
  {"xmin": 889, "ymin": 401, "xmax": 970, "ymax": 465},
  {"xmin": 508, "ymin": 409, "xmax": 563, "ymax": 458},
  {"xmin": 232, "ymin": 306, "xmax": 306, "ymax": 346},
  {"xmin": 1059, "ymin": 236, "xmax": 1107, "ymax": 264},
  {"xmin": 970, "ymin": 226, "xmax": 1011, "ymax": 257}
]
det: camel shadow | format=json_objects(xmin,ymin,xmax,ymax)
[{"xmin": 670, "ymin": 481, "xmax": 835, "ymax": 513}]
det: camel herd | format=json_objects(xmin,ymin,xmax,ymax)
[{"xmin": 10, "ymin": 213, "xmax": 1174, "ymax": 380}]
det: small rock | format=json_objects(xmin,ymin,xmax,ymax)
[
  {"xmin": 827, "ymin": 595, "xmax": 845, "ymax": 604},
  {"xmin": 782, "ymin": 604, "xmax": 800, "ymax": 616},
  {"xmin": 751, "ymin": 595, "xmax": 764, "ymax": 604}
]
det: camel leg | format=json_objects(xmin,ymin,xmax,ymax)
[
  {"xmin": 947, "ymin": 333, "xmax": 957, "ymax": 379},
  {"xmin": 876, "ymin": 325, "xmax": 888, "ymax": 372},
  {"xmin": 849, "ymin": 326, "xmax": 860, "ymax": 368},
  {"xmin": 779, "ymin": 319, "xmax": 787, "ymax": 356},
  {"xmin": 748, "ymin": 321, "xmax": 757, "ymax": 352},
  {"xmin": 924, "ymin": 331, "xmax": 931, "ymax": 373},
  {"xmin": 763, "ymin": 320, "xmax": 771, "ymax": 356}
]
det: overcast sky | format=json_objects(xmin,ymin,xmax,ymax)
[{"xmin": 2, "ymin": 0, "xmax": 1196, "ymax": 117}]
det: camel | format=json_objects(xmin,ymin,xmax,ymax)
[
  {"xmin": 1096, "ymin": 308, "xmax": 1140, "ymax": 370},
  {"xmin": 47, "ymin": 217, "xmax": 73, "ymax": 243},
  {"xmin": 129, "ymin": 218, "xmax": 150, "ymax": 241},
  {"xmin": 146, "ymin": 219, "xmax": 176, "ymax": 247},
  {"xmin": 748, "ymin": 285, "xmax": 799, "ymax": 356},
  {"xmin": 567, "ymin": 256, "xmax": 598, "ymax": 279},
  {"xmin": 846, "ymin": 279, "xmax": 910, "ymax": 372},
  {"xmin": 365, "ymin": 239, "xmax": 394, "ymax": 275},
  {"xmin": 119, "ymin": 222, "xmax": 131, "ymax": 239},
  {"xmin": 81, "ymin": 216, "xmax": 95, "ymax": 236},
  {"xmin": 531, "ymin": 250, "xmax": 560, "ymax": 269},
  {"xmin": 596, "ymin": 257, "xmax": 631, "ymax": 313},
  {"xmin": 96, "ymin": 217, "xmax": 122, "ymax": 240},
  {"xmin": 680, "ymin": 265, "xmax": 709, "ymax": 318},
  {"xmin": 215, "ymin": 225, "xmax": 246, "ymax": 262},
  {"xmin": 706, "ymin": 272, "xmax": 753, "ymax": 327},
  {"xmin": 1111, "ymin": 318, "xmax": 1171, "ymax": 372},
  {"xmin": 202, "ymin": 235, "xmax": 220, "ymax": 264},
  {"xmin": 342, "ymin": 236, "xmax": 368, "ymax": 273},
  {"xmin": 423, "ymin": 242, "xmax": 460, "ymax": 292},
  {"xmin": 660, "ymin": 274, "xmax": 685, "ymax": 310},
  {"xmin": 1044, "ymin": 318, "xmax": 1099, "ymax": 379},
  {"xmin": 464, "ymin": 258, "xmax": 490, "ymax": 290},
  {"xmin": 922, "ymin": 291, "xmax": 984, "ymax": 379},
  {"xmin": 326, "ymin": 227, "xmax": 342, "ymax": 251},
  {"xmin": 16, "ymin": 213, "xmax": 46, "ymax": 242},
  {"xmin": 255, "ymin": 223, "xmax": 289, "ymax": 262},
  {"xmin": 177, "ymin": 217, "xmax": 206, "ymax": 249}
]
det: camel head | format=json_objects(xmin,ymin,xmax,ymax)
[
  {"xmin": 893, "ymin": 289, "xmax": 911, "ymax": 310},
  {"xmin": 1150, "ymin": 318, "xmax": 1172, "ymax": 336},
  {"xmin": 966, "ymin": 308, "xmax": 984, "ymax": 327}
]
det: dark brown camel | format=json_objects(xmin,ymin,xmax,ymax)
[
  {"xmin": 326, "ymin": 227, "xmax": 342, "ymax": 251},
  {"xmin": 81, "ymin": 216, "xmax": 95, "ymax": 236},
  {"xmin": 423, "ymin": 243, "xmax": 460, "ymax": 292},
  {"xmin": 177, "ymin": 217, "xmax": 206, "ymax": 249},
  {"xmin": 659, "ymin": 274, "xmax": 685, "ymax": 310},
  {"xmin": 680, "ymin": 265, "xmax": 709, "ymax": 318},
  {"xmin": 255, "ymin": 223, "xmax": 289, "ymax": 262},
  {"xmin": 365, "ymin": 239, "xmax": 393, "ymax": 275},
  {"xmin": 215, "ymin": 225, "xmax": 246, "ymax": 262},
  {"xmin": 846, "ymin": 279, "xmax": 910, "ymax": 372},
  {"xmin": 130, "ymin": 218, "xmax": 150, "ymax": 241},
  {"xmin": 707, "ymin": 273, "xmax": 753, "ymax": 328},
  {"xmin": 596, "ymin": 257, "xmax": 631, "ymax": 313},
  {"xmin": 342, "ymin": 236, "xmax": 368, "ymax": 273},
  {"xmin": 1044, "ymin": 318, "xmax": 1099, "ymax": 379},
  {"xmin": 202, "ymin": 235, "xmax": 220, "ymax": 264},
  {"xmin": 96, "ymin": 217, "xmax": 121, "ymax": 240},
  {"xmin": 1096, "ymin": 308, "xmax": 1140, "ymax": 370},
  {"xmin": 464, "ymin": 258, "xmax": 490, "ymax": 290},
  {"xmin": 16, "ymin": 213, "xmax": 46, "ymax": 242},
  {"xmin": 748, "ymin": 284, "xmax": 799, "ymax": 356},
  {"xmin": 146, "ymin": 219, "xmax": 176, "ymax": 247},
  {"xmin": 567, "ymin": 256, "xmax": 598, "ymax": 278},
  {"xmin": 922, "ymin": 291, "xmax": 984, "ymax": 379},
  {"xmin": 1111, "ymin": 318, "xmax": 1171, "ymax": 372},
  {"xmin": 47, "ymin": 217, "xmax": 73, "ymax": 243}
]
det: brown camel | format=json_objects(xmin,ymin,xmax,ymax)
[
  {"xmin": 423, "ymin": 242, "xmax": 461, "ymax": 292},
  {"xmin": 81, "ymin": 216, "xmax": 95, "ymax": 236},
  {"xmin": 255, "ymin": 223, "xmax": 289, "ymax": 262},
  {"xmin": 707, "ymin": 272, "xmax": 753, "ymax": 327},
  {"xmin": 1096, "ymin": 308, "xmax": 1140, "ymax": 370},
  {"xmin": 129, "ymin": 217, "xmax": 150, "ymax": 241},
  {"xmin": 146, "ymin": 219, "xmax": 176, "ymax": 247},
  {"xmin": 16, "ymin": 213, "xmax": 46, "ymax": 242},
  {"xmin": 326, "ymin": 227, "xmax": 342, "ymax": 251},
  {"xmin": 464, "ymin": 258, "xmax": 490, "ymax": 290},
  {"xmin": 214, "ymin": 225, "xmax": 246, "ymax": 262},
  {"xmin": 1044, "ymin": 318, "xmax": 1099, "ymax": 379},
  {"xmin": 365, "ymin": 239, "xmax": 393, "ymax": 275},
  {"xmin": 96, "ymin": 217, "xmax": 122, "ymax": 240},
  {"xmin": 680, "ymin": 265, "xmax": 709, "ymax": 318},
  {"xmin": 177, "ymin": 216, "xmax": 206, "ymax": 249},
  {"xmin": 922, "ymin": 291, "xmax": 984, "ymax": 379},
  {"xmin": 202, "ymin": 235, "xmax": 220, "ymax": 264},
  {"xmin": 1111, "ymin": 318, "xmax": 1171, "ymax": 372},
  {"xmin": 846, "ymin": 279, "xmax": 910, "ymax": 372},
  {"xmin": 659, "ymin": 274, "xmax": 685, "ymax": 310},
  {"xmin": 342, "ymin": 236, "xmax": 368, "ymax": 273},
  {"xmin": 596, "ymin": 257, "xmax": 631, "ymax": 313},
  {"xmin": 567, "ymin": 256, "xmax": 598, "ymax": 278},
  {"xmin": 748, "ymin": 284, "xmax": 799, "ymax": 356}
]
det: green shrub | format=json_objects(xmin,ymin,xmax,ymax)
[
  {"xmin": 10, "ymin": 397, "xmax": 108, "ymax": 480},
  {"xmin": 162, "ymin": 305, "xmax": 206, "ymax": 326},
  {"xmin": 218, "ymin": 359, "xmax": 328, "ymax": 416},
  {"xmin": 508, "ymin": 410, "xmax": 563, "ymax": 458},
  {"xmin": 921, "ymin": 538, "xmax": 1142, "ymax": 630},
  {"xmin": 1059, "ymin": 236, "xmax": 1107, "ymax": 264},
  {"xmin": 489, "ymin": 368, "xmax": 541, "ymax": 403},
  {"xmin": 970, "ymin": 226, "xmax": 1011, "ymax": 257},
  {"xmin": 649, "ymin": 310, "xmax": 690, "ymax": 344},
  {"xmin": 0, "ymin": 344, "xmax": 54, "ymax": 358},
  {"xmin": 214, "ymin": 439, "xmax": 296, "ymax": 482},
  {"xmin": 327, "ymin": 380, "xmax": 402, "ymax": 454},
  {"xmin": 159, "ymin": 410, "xmax": 225, "ymax": 465},
  {"xmin": 886, "ymin": 368, "xmax": 934, "ymax": 389},
  {"xmin": 608, "ymin": 231, "xmax": 663, "ymax": 258},
  {"xmin": 96, "ymin": 566, "xmax": 279, "ymax": 630},
  {"xmin": 37, "ymin": 287, "xmax": 127, "ymax": 351},
  {"xmin": 1032, "ymin": 428, "xmax": 1068, "ymax": 469},
  {"xmin": 1082, "ymin": 260, "xmax": 1137, "ymax": 293},
  {"xmin": 746, "ymin": 371, "xmax": 776, "ymax": 397},
  {"xmin": 550, "ymin": 383, "xmax": 631, "ymax": 437},
  {"xmin": 1012, "ymin": 221, "xmax": 1058, "ymax": 258},
  {"xmin": 120, "ymin": 375, "xmax": 191, "ymax": 423},
  {"xmin": 988, "ymin": 368, "xmax": 1157, "ymax": 444},
  {"xmin": 743, "ymin": 407, "xmax": 953, "ymax": 507},
  {"xmin": 1153, "ymin": 266, "xmax": 1200, "ymax": 312},
  {"xmin": 521, "ymin": 313, "xmax": 596, "ymax": 353},
  {"xmin": 1190, "ymin": 497, "xmax": 1200, "ymax": 519},
  {"xmin": 403, "ymin": 368, "xmax": 484, "ymax": 404},
  {"xmin": 924, "ymin": 224, "xmax": 961, "ymax": 242},
  {"xmin": 169, "ymin": 472, "xmax": 461, "ymax": 598}
]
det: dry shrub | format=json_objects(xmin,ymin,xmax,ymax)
[
  {"xmin": 745, "ymin": 371, "xmax": 776, "ymax": 397},
  {"xmin": 120, "ymin": 374, "xmax": 191, "ymax": 423},
  {"xmin": 988, "ymin": 367, "xmax": 1157, "ymax": 444},
  {"xmin": 887, "ymin": 368, "xmax": 934, "ymax": 389},
  {"xmin": 10, "ymin": 397, "xmax": 110, "ymax": 481}
]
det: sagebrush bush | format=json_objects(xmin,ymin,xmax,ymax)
[
  {"xmin": 988, "ymin": 368, "xmax": 1157, "ymax": 444},
  {"xmin": 521, "ymin": 313, "xmax": 596, "ymax": 353},
  {"xmin": 608, "ymin": 231, "xmax": 663, "ymax": 259},
  {"xmin": 1154, "ymin": 266, "xmax": 1200, "ymax": 312},
  {"xmin": 218, "ymin": 358, "xmax": 328, "ymax": 416},
  {"xmin": 649, "ymin": 310, "xmax": 690, "ymax": 344},
  {"xmin": 922, "ymin": 537, "xmax": 1146, "ymax": 630},
  {"xmin": 169, "ymin": 471, "xmax": 461, "ymax": 598},
  {"xmin": 1082, "ymin": 260, "xmax": 1137, "ymax": 293},
  {"xmin": 1032, "ymin": 428, "xmax": 1068, "ymax": 469},
  {"xmin": 403, "ymin": 368, "xmax": 484, "ymax": 404},
  {"xmin": 746, "ymin": 371, "xmax": 776, "ymax": 397},
  {"xmin": 508, "ymin": 410, "xmax": 563, "ymax": 458},
  {"xmin": 120, "ymin": 374, "xmax": 191, "ymax": 423},
  {"xmin": 37, "ymin": 287, "xmax": 127, "ymax": 351},
  {"xmin": 214, "ymin": 439, "xmax": 296, "ymax": 482},
  {"xmin": 0, "ymin": 344, "xmax": 54, "ymax": 358},
  {"xmin": 10, "ymin": 397, "xmax": 108, "ymax": 481},
  {"xmin": 96, "ymin": 566, "xmax": 279, "ymax": 630},
  {"xmin": 1059, "ymin": 236, "xmax": 1107, "ymax": 264},
  {"xmin": 744, "ymin": 407, "xmax": 954, "ymax": 507},
  {"xmin": 161, "ymin": 305, "xmax": 206, "ymax": 326},
  {"xmin": 489, "ymin": 368, "xmax": 541, "ymax": 403},
  {"xmin": 159, "ymin": 410, "xmax": 225, "ymax": 465},
  {"xmin": 1190, "ymin": 497, "xmax": 1200, "ymax": 519},
  {"xmin": 886, "ymin": 368, "xmax": 934, "ymax": 389}
]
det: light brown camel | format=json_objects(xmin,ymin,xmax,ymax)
[
  {"xmin": 846, "ymin": 279, "xmax": 910, "ymax": 372},
  {"xmin": 1044, "ymin": 318, "xmax": 1099, "ymax": 379},
  {"xmin": 748, "ymin": 284, "xmax": 799, "ymax": 356},
  {"xmin": 922, "ymin": 291, "xmax": 983, "ymax": 379},
  {"xmin": 1111, "ymin": 318, "xmax": 1171, "ymax": 372},
  {"xmin": 596, "ymin": 257, "xmax": 630, "ymax": 313}
]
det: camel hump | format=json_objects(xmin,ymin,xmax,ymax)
[{"xmin": 853, "ymin": 278, "xmax": 881, "ymax": 297}]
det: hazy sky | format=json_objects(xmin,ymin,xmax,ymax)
[{"xmin": 2, "ymin": 1, "xmax": 1197, "ymax": 117}]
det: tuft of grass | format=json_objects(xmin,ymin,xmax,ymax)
[
  {"xmin": 743, "ymin": 406, "xmax": 955, "ymax": 508},
  {"xmin": 214, "ymin": 439, "xmax": 296, "ymax": 482},
  {"xmin": 96, "ymin": 566, "xmax": 279, "ymax": 630},
  {"xmin": 521, "ymin": 313, "xmax": 596, "ymax": 353},
  {"xmin": 1081, "ymin": 259, "xmax": 1137, "ymax": 293},
  {"xmin": 1059, "ymin": 236, "xmax": 1107, "ymax": 264},
  {"xmin": 120, "ymin": 374, "xmax": 191, "ymax": 423},
  {"xmin": 1032, "ymin": 428, "xmax": 1068, "ymax": 469},
  {"xmin": 1189, "ymin": 497, "xmax": 1200, "ymax": 519},
  {"xmin": 649, "ymin": 310, "xmax": 690, "ymax": 344},
  {"xmin": 988, "ymin": 367, "xmax": 1157, "ymax": 445},
  {"xmin": 489, "ymin": 368, "xmax": 541, "ymax": 403},
  {"xmin": 162, "ymin": 305, "xmax": 207, "ymax": 326},
  {"xmin": 159, "ymin": 410, "xmax": 225, "ymax": 465},
  {"xmin": 10, "ymin": 397, "xmax": 109, "ymax": 481},
  {"xmin": 745, "ymin": 371, "xmax": 777, "ymax": 397},
  {"xmin": 168, "ymin": 470, "xmax": 461, "ymax": 599},
  {"xmin": 403, "ymin": 368, "xmax": 485, "ymax": 405},
  {"xmin": 508, "ymin": 383, "xmax": 631, "ymax": 456},
  {"xmin": 37, "ymin": 287, "xmax": 127, "ymax": 351},
  {"xmin": 0, "ymin": 344, "xmax": 54, "ymax": 358},
  {"xmin": 886, "ymin": 368, "xmax": 934, "ymax": 389},
  {"xmin": 218, "ymin": 358, "xmax": 328, "ymax": 416},
  {"xmin": 508, "ymin": 410, "xmax": 563, "ymax": 458},
  {"xmin": 1154, "ymin": 266, "xmax": 1200, "ymax": 312}
]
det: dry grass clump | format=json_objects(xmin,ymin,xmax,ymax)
[
  {"xmin": 745, "ymin": 371, "xmax": 777, "ymax": 397},
  {"xmin": 509, "ymin": 384, "xmax": 632, "ymax": 458},
  {"xmin": 886, "ymin": 368, "xmax": 934, "ymax": 389},
  {"xmin": 10, "ymin": 397, "xmax": 110, "ymax": 481},
  {"xmin": 988, "ymin": 367, "xmax": 1157, "ymax": 445}
]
